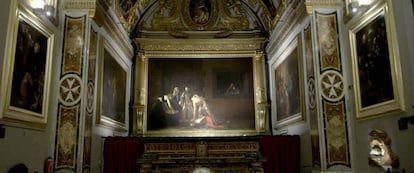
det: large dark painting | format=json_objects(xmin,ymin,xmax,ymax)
[
  {"xmin": 146, "ymin": 58, "xmax": 255, "ymax": 132},
  {"xmin": 272, "ymin": 36, "xmax": 305, "ymax": 128},
  {"xmin": 102, "ymin": 49, "xmax": 126, "ymax": 124},
  {"xmin": 10, "ymin": 19, "xmax": 48, "ymax": 114},
  {"xmin": 349, "ymin": 3, "xmax": 404, "ymax": 119},
  {"xmin": 274, "ymin": 46, "xmax": 300, "ymax": 121},
  {"xmin": 355, "ymin": 13, "xmax": 393, "ymax": 108}
]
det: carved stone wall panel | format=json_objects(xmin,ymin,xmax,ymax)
[
  {"xmin": 62, "ymin": 16, "xmax": 86, "ymax": 75},
  {"xmin": 55, "ymin": 105, "xmax": 80, "ymax": 170},
  {"xmin": 58, "ymin": 74, "xmax": 82, "ymax": 106},
  {"xmin": 54, "ymin": 15, "xmax": 87, "ymax": 172},
  {"xmin": 304, "ymin": 23, "xmax": 321, "ymax": 168},
  {"xmin": 82, "ymin": 27, "xmax": 98, "ymax": 173},
  {"xmin": 316, "ymin": 12, "xmax": 341, "ymax": 71},
  {"xmin": 324, "ymin": 101, "xmax": 350, "ymax": 166},
  {"xmin": 314, "ymin": 11, "xmax": 351, "ymax": 169}
]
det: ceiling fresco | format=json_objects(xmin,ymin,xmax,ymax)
[{"xmin": 106, "ymin": 0, "xmax": 287, "ymax": 38}]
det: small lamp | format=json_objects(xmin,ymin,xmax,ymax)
[
  {"xmin": 43, "ymin": 5, "xmax": 55, "ymax": 17},
  {"xmin": 33, "ymin": 4, "xmax": 55, "ymax": 21},
  {"xmin": 348, "ymin": 1, "xmax": 359, "ymax": 13}
]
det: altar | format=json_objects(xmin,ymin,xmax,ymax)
[{"xmin": 138, "ymin": 138, "xmax": 265, "ymax": 173}]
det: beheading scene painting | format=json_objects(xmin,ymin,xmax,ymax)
[{"xmin": 147, "ymin": 58, "xmax": 254, "ymax": 131}]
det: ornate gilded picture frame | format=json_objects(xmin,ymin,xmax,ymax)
[
  {"xmin": 1, "ymin": 1, "xmax": 54, "ymax": 127},
  {"xmin": 349, "ymin": 1, "xmax": 404, "ymax": 120},
  {"xmin": 96, "ymin": 39, "xmax": 131, "ymax": 131},
  {"xmin": 133, "ymin": 38, "xmax": 269, "ymax": 137},
  {"xmin": 271, "ymin": 36, "xmax": 305, "ymax": 128},
  {"xmin": 146, "ymin": 57, "xmax": 254, "ymax": 134}
]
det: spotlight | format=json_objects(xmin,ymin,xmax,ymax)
[
  {"xmin": 44, "ymin": 5, "xmax": 55, "ymax": 17},
  {"xmin": 32, "ymin": 4, "xmax": 55, "ymax": 22},
  {"xmin": 348, "ymin": 1, "xmax": 359, "ymax": 13}
]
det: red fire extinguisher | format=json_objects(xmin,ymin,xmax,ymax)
[{"xmin": 44, "ymin": 157, "xmax": 52, "ymax": 173}]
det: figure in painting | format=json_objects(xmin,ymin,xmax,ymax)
[
  {"xmin": 191, "ymin": 94, "xmax": 206, "ymax": 121},
  {"xmin": 225, "ymin": 82, "xmax": 240, "ymax": 95},
  {"xmin": 192, "ymin": 0, "xmax": 209, "ymax": 24},
  {"xmin": 202, "ymin": 109, "xmax": 224, "ymax": 129},
  {"xmin": 191, "ymin": 94, "xmax": 224, "ymax": 129},
  {"xmin": 179, "ymin": 86, "xmax": 193, "ymax": 120},
  {"xmin": 148, "ymin": 96, "xmax": 168, "ymax": 129},
  {"xmin": 163, "ymin": 87, "xmax": 181, "ymax": 126},
  {"xmin": 149, "ymin": 86, "xmax": 225, "ymax": 130},
  {"xmin": 275, "ymin": 65, "xmax": 291, "ymax": 117},
  {"xmin": 148, "ymin": 87, "xmax": 181, "ymax": 129}
]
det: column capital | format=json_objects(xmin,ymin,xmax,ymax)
[
  {"xmin": 305, "ymin": 0, "xmax": 342, "ymax": 13},
  {"xmin": 63, "ymin": 0, "xmax": 96, "ymax": 17}
]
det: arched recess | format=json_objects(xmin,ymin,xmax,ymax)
[
  {"xmin": 130, "ymin": 0, "xmax": 271, "ymax": 137},
  {"xmin": 131, "ymin": 0, "xmax": 268, "ymax": 39}
]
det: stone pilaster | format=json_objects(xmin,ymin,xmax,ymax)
[{"xmin": 307, "ymin": 0, "xmax": 354, "ymax": 172}]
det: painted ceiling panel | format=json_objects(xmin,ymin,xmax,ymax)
[{"xmin": 107, "ymin": 0, "xmax": 285, "ymax": 37}]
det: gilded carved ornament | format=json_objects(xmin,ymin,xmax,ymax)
[{"xmin": 138, "ymin": 0, "xmax": 262, "ymax": 36}]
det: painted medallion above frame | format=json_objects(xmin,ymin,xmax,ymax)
[
  {"xmin": 0, "ymin": 1, "xmax": 54, "ymax": 127},
  {"xmin": 348, "ymin": 0, "xmax": 405, "ymax": 120}
]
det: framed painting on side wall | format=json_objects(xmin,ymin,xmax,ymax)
[
  {"xmin": 271, "ymin": 35, "xmax": 306, "ymax": 128},
  {"xmin": 349, "ymin": 1, "xmax": 405, "ymax": 120},
  {"xmin": 96, "ymin": 39, "xmax": 131, "ymax": 131},
  {"xmin": 1, "ymin": 1, "xmax": 54, "ymax": 127}
]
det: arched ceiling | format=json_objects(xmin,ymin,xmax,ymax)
[{"xmin": 110, "ymin": 0, "xmax": 287, "ymax": 38}]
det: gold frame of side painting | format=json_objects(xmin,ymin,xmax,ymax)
[
  {"xmin": 349, "ymin": 1, "xmax": 405, "ymax": 120},
  {"xmin": 96, "ymin": 38, "xmax": 131, "ymax": 131},
  {"xmin": 271, "ymin": 35, "xmax": 306, "ymax": 129},
  {"xmin": 0, "ymin": 1, "xmax": 54, "ymax": 128}
]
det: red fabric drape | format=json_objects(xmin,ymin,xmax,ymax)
[
  {"xmin": 104, "ymin": 137, "xmax": 142, "ymax": 173},
  {"xmin": 260, "ymin": 135, "xmax": 300, "ymax": 173}
]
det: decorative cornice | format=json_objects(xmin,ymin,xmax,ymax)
[
  {"xmin": 134, "ymin": 38, "xmax": 266, "ymax": 54},
  {"xmin": 305, "ymin": 0, "xmax": 342, "ymax": 5},
  {"xmin": 266, "ymin": 0, "xmax": 307, "ymax": 56},
  {"xmin": 63, "ymin": 0, "xmax": 96, "ymax": 17},
  {"xmin": 94, "ymin": 1, "xmax": 134, "ymax": 59},
  {"xmin": 305, "ymin": 0, "xmax": 343, "ymax": 12}
]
